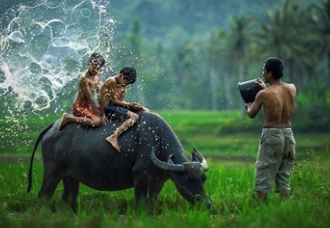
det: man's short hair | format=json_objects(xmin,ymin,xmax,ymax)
[
  {"xmin": 264, "ymin": 57, "xmax": 283, "ymax": 79},
  {"xmin": 120, "ymin": 67, "xmax": 137, "ymax": 84},
  {"xmin": 89, "ymin": 53, "xmax": 105, "ymax": 67}
]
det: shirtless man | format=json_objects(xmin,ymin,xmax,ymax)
[
  {"xmin": 99, "ymin": 67, "xmax": 149, "ymax": 152},
  {"xmin": 245, "ymin": 57, "xmax": 296, "ymax": 202},
  {"xmin": 57, "ymin": 53, "xmax": 107, "ymax": 130}
]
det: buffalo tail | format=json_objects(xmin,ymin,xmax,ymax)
[{"xmin": 27, "ymin": 122, "xmax": 55, "ymax": 193}]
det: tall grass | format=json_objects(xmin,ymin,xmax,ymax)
[
  {"xmin": 1, "ymin": 111, "xmax": 330, "ymax": 227},
  {"xmin": 1, "ymin": 150, "xmax": 330, "ymax": 228}
]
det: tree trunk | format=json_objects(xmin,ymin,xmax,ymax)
[{"xmin": 210, "ymin": 69, "xmax": 218, "ymax": 110}]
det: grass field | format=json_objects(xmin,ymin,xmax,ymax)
[
  {"xmin": 1, "ymin": 154, "xmax": 330, "ymax": 228},
  {"xmin": 1, "ymin": 110, "xmax": 330, "ymax": 227}
]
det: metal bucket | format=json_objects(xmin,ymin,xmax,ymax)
[{"xmin": 238, "ymin": 79, "xmax": 262, "ymax": 103}]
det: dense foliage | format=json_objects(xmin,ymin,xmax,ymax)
[{"xmin": 0, "ymin": 0, "xmax": 329, "ymax": 133}]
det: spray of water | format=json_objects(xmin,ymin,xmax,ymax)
[
  {"xmin": 0, "ymin": 0, "xmax": 115, "ymax": 112},
  {"xmin": 0, "ymin": 0, "xmax": 115, "ymax": 152}
]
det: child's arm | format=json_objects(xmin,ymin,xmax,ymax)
[
  {"xmin": 129, "ymin": 102, "xmax": 150, "ymax": 112},
  {"xmin": 80, "ymin": 77, "xmax": 101, "ymax": 115}
]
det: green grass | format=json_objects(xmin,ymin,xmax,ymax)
[
  {"xmin": 1, "ymin": 151, "xmax": 330, "ymax": 228},
  {"xmin": 1, "ymin": 110, "xmax": 330, "ymax": 227}
]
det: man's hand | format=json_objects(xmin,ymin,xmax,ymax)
[
  {"xmin": 245, "ymin": 102, "xmax": 252, "ymax": 110},
  {"xmin": 255, "ymin": 78, "xmax": 267, "ymax": 90}
]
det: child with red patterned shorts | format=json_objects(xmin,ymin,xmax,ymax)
[{"xmin": 57, "ymin": 53, "xmax": 107, "ymax": 130}]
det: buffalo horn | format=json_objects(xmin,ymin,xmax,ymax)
[
  {"xmin": 150, "ymin": 149, "xmax": 185, "ymax": 172},
  {"xmin": 192, "ymin": 147, "xmax": 209, "ymax": 172}
]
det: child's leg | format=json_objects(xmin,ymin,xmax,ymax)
[
  {"xmin": 58, "ymin": 113, "xmax": 100, "ymax": 130},
  {"xmin": 106, "ymin": 111, "xmax": 139, "ymax": 152},
  {"xmin": 58, "ymin": 113, "xmax": 71, "ymax": 130}
]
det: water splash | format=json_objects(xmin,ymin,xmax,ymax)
[
  {"xmin": 0, "ymin": 0, "xmax": 115, "ymax": 153},
  {"xmin": 0, "ymin": 0, "xmax": 115, "ymax": 112}
]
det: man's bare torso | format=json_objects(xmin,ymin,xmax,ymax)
[{"xmin": 260, "ymin": 82, "xmax": 296, "ymax": 128}]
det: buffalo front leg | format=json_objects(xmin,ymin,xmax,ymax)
[
  {"xmin": 62, "ymin": 177, "xmax": 80, "ymax": 213},
  {"xmin": 133, "ymin": 178, "xmax": 149, "ymax": 207},
  {"xmin": 149, "ymin": 182, "xmax": 165, "ymax": 203},
  {"xmin": 132, "ymin": 166, "xmax": 149, "ymax": 207}
]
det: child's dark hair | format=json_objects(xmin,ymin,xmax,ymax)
[
  {"xmin": 120, "ymin": 67, "xmax": 137, "ymax": 84},
  {"xmin": 264, "ymin": 57, "xmax": 283, "ymax": 79},
  {"xmin": 89, "ymin": 53, "xmax": 105, "ymax": 67}
]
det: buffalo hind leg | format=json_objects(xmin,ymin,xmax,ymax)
[
  {"xmin": 62, "ymin": 177, "xmax": 80, "ymax": 213},
  {"xmin": 35, "ymin": 175, "xmax": 62, "ymax": 213}
]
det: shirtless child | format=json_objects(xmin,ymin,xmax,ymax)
[
  {"xmin": 245, "ymin": 57, "xmax": 296, "ymax": 202},
  {"xmin": 57, "ymin": 53, "xmax": 107, "ymax": 130},
  {"xmin": 99, "ymin": 67, "xmax": 149, "ymax": 152}
]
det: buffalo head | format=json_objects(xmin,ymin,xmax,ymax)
[{"xmin": 151, "ymin": 147, "xmax": 212, "ymax": 209}]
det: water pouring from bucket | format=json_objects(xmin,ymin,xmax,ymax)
[{"xmin": 238, "ymin": 79, "xmax": 263, "ymax": 103}]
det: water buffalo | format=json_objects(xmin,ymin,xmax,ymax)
[{"xmin": 27, "ymin": 112, "xmax": 212, "ymax": 212}]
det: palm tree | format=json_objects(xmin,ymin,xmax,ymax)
[
  {"xmin": 226, "ymin": 14, "xmax": 253, "ymax": 112},
  {"xmin": 126, "ymin": 19, "xmax": 146, "ymax": 104},
  {"xmin": 309, "ymin": 0, "xmax": 330, "ymax": 86},
  {"xmin": 206, "ymin": 29, "xmax": 227, "ymax": 110},
  {"xmin": 252, "ymin": 0, "xmax": 317, "ymax": 89}
]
